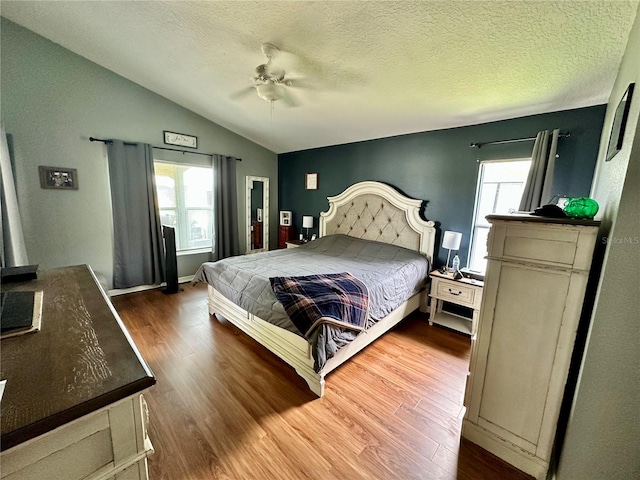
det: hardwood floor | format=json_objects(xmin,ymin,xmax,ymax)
[{"xmin": 112, "ymin": 283, "xmax": 533, "ymax": 480}]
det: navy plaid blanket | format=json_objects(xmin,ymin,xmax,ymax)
[{"xmin": 269, "ymin": 272, "xmax": 369, "ymax": 339}]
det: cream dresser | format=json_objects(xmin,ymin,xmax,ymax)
[
  {"xmin": 1, "ymin": 265, "xmax": 155, "ymax": 480},
  {"xmin": 462, "ymin": 214, "xmax": 599, "ymax": 479}
]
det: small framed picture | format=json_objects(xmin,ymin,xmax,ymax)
[
  {"xmin": 163, "ymin": 130, "xmax": 198, "ymax": 149},
  {"xmin": 605, "ymin": 83, "xmax": 634, "ymax": 161},
  {"xmin": 280, "ymin": 211, "xmax": 292, "ymax": 226},
  {"xmin": 39, "ymin": 166, "xmax": 78, "ymax": 190},
  {"xmin": 305, "ymin": 172, "xmax": 318, "ymax": 190}
]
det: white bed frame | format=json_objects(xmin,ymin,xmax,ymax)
[{"xmin": 207, "ymin": 181, "xmax": 436, "ymax": 397}]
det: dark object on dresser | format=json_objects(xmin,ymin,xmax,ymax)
[
  {"xmin": 531, "ymin": 204, "xmax": 567, "ymax": 218},
  {"xmin": 0, "ymin": 291, "xmax": 40, "ymax": 335},
  {"xmin": 1, "ymin": 264, "xmax": 38, "ymax": 283}
]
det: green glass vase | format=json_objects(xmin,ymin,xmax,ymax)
[{"xmin": 563, "ymin": 197, "xmax": 599, "ymax": 219}]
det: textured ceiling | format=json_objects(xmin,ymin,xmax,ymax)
[{"xmin": 2, "ymin": 1, "xmax": 638, "ymax": 153}]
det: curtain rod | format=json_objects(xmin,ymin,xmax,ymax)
[
  {"xmin": 89, "ymin": 137, "xmax": 241, "ymax": 161},
  {"xmin": 470, "ymin": 131, "xmax": 570, "ymax": 149}
]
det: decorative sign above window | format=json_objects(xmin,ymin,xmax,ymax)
[{"xmin": 163, "ymin": 131, "xmax": 198, "ymax": 149}]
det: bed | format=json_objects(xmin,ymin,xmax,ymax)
[{"xmin": 195, "ymin": 181, "xmax": 436, "ymax": 397}]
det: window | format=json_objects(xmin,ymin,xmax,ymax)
[
  {"xmin": 468, "ymin": 159, "xmax": 531, "ymax": 273},
  {"xmin": 154, "ymin": 162, "xmax": 213, "ymax": 252}
]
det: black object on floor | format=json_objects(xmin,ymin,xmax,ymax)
[{"xmin": 162, "ymin": 225, "xmax": 179, "ymax": 294}]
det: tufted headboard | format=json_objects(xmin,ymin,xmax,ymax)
[{"xmin": 319, "ymin": 181, "xmax": 436, "ymax": 262}]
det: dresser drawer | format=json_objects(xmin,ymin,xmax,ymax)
[
  {"xmin": 489, "ymin": 222, "xmax": 597, "ymax": 270},
  {"xmin": 502, "ymin": 226, "xmax": 578, "ymax": 265},
  {"xmin": 1, "ymin": 394, "xmax": 152, "ymax": 480},
  {"xmin": 436, "ymin": 279, "xmax": 478, "ymax": 307}
]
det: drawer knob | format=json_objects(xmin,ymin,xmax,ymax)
[{"xmin": 448, "ymin": 288, "xmax": 462, "ymax": 296}]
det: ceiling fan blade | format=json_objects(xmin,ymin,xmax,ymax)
[
  {"xmin": 229, "ymin": 86, "xmax": 255, "ymax": 100},
  {"xmin": 282, "ymin": 89, "xmax": 301, "ymax": 108},
  {"xmin": 285, "ymin": 78, "xmax": 318, "ymax": 91}
]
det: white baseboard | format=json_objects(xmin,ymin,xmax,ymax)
[{"xmin": 108, "ymin": 275, "xmax": 194, "ymax": 297}]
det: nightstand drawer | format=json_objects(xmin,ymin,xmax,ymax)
[{"xmin": 436, "ymin": 280, "xmax": 478, "ymax": 307}]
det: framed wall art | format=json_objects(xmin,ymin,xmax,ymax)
[
  {"xmin": 163, "ymin": 131, "xmax": 198, "ymax": 149},
  {"xmin": 279, "ymin": 211, "xmax": 292, "ymax": 226},
  {"xmin": 605, "ymin": 83, "xmax": 635, "ymax": 161},
  {"xmin": 39, "ymin": 166, "xmax": 78, "ymax": 190},
  {"xmin": 305, "ymin": 172, "xmax": 318, "ymax": 190}
]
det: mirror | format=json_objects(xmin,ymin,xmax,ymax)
[{"xmin": 246, "ymin": 176, "xmax": 269, "ymax": 253}]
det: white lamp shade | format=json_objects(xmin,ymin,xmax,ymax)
[
  {"xmin": 442, "ymin": 231, "xmax": 462, "ymax": 250},
  {"xmin": 302, "ymin": 216, "xmax": 314, "ymax": 229}
]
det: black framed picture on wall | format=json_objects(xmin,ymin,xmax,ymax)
[
  {"xmin": 38, "ymin": 166, "xmax": 78, "ymax": 190},
  {"xmin": 605, "ymin": 83, "xmax": 634, "ymax": 161}
]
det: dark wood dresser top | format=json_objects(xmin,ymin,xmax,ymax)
[{"xmin": 1, "ymin": 265, "xmax": 155, "ymax": 451}]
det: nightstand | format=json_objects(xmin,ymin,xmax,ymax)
[
  {"xmin": 428, "ymin": 270, "xmax": 483, "ymax": 338},
  {"xmin": 278, "ymin": 225, "xmax": 296, "ymax": 248},
  {"xmin": 285, "ymin": 239, "xmax": 305, "ymax": 248}
]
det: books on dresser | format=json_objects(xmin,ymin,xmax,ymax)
[{"xmin": 0, "ymin": 290, "xmax": 43, "ymax": 338}]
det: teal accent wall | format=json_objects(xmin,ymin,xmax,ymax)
[
  {"xmin": 1, "ymin": 18, "xmax": 278, "ymax": 288},
  {"xmin": 279, "ymin": 105, "xmax": 606, "ymax": 267}
]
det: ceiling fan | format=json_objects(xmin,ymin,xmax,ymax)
[{"xmin": 232, "ymin": 43, "xmax": 307, "ymax": 107}]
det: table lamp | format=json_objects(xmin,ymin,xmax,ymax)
[
  {"xmin": 302, "ymin": 216, "xmax": 314, "ymax": 241},
  {"xmin": 442, "ymin": 231, "xmax": 462, "ymax": 272}
]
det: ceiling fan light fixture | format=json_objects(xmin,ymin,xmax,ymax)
[{"xmin": 256, "ymin": 83, "xmax": 285, "ymax": 102}]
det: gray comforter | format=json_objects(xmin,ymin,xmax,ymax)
[{"xmin": 194, "ymin": 234, "xmax": 429, "ymax": 371}]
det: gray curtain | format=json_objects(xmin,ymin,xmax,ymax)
[
  {"xmin": 212, "ymin": 154, "xmax": 240, "ymax": 260},
  {"xmin": 0, "ymin": 121, "xmax": 28, "ymax": 267},
  {"xmin": 519, "ymin": 129, "xmax": 560, "ymax": 211},
  {"xmin": 107, "ymin": 140, "xmax": 165, "ymax": 288}
]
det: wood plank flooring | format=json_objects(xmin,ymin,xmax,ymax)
[{"xmin": 112, "ymin": 283, "xmax": 533, "ymax": 480}]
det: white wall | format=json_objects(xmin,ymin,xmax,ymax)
[
  {"xmin": 557, "ymin": 4, "xmax": 640, "ymax": 478},
  {"xmin": 1, "ymin": 18, "xmax": 278, "ymax": 287}
]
